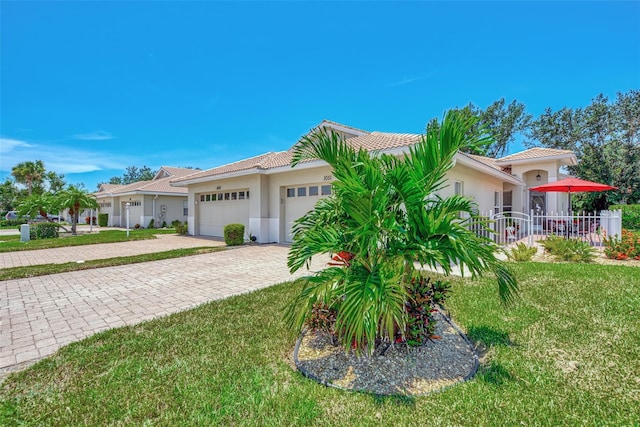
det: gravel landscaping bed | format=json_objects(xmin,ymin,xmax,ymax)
[{"xmin": 294, "ymin": 310, "xmax": 478, "ymax": 396}]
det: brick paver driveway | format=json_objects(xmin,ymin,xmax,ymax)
[{"xmin": 0, "ymin": 245, "xmax": 325, "ymax": 381}]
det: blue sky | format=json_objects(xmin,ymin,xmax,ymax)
[{"xmin": 1, "ymin": 1, "xmax": 639, "ymax": 191}]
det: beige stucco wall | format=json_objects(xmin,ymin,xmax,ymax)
[{"xmin": 443, "ymin": 163, "xmax": 505, "ymax": 214}]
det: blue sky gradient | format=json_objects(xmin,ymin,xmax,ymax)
[{"xmin": 1, "ymin": 1, "xmax": 639, "ymax": 190}]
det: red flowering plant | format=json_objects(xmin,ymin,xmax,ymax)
[{"xmin": 604, "ymin": 229, "xmax": 640, "ymax": 260}]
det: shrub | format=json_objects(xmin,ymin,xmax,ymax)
[
  {"xmin": 507, "ymin": 243, "xmax": 538, "ymax": 262},
  {"xmin": 28, "ymin": 222, "xmax": 59, "ymax": 240},
  {"xmin": 1, "ymin": 218, "xmax": 27, "ymax": 227},
  {"xmin": 171, "ymin": 219, "xmax": 182, "ymax": 228},
  {"xmin": 610, "ymin": 204, "xmax": 640, "ymax": 230},
  {"xmin": 541, "ymin": 236, "xmax": 597, "ymax": 263},
  {"xmin": 224, "ymin": 223, "xmax": 245, "ymax": 246},
  {"xmin": 161, "ymin": 220, "xmax": 167, "ymax": 228},
  {"xmin": 148, "ymin": 219, "xmax": 155, "ymax": 229},
  {"xmin": 305, "ymin": 273, "xmax": 451, "ymax": 348},
  {"xmin": 174, "ymin": 221, "xmax": 188, "ymax": 235},
  {"xmin": 98, "ymin": 213, "xmax": 108, "ymax": 227},
  {"xmin": 603, "ymin": 229, "xmax": 640, "ymax": 260},
  {"xmin": 134, "ymin": 223, "xmax": 141, "ymax": 229}
]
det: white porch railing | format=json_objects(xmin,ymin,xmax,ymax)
[{"xmin": 469, "ymin": 209, "xmax": 623, "ymax": 247}]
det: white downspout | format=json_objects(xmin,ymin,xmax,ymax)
[{"xmin": 152, "ymin": 195, "xmax": 158, "ymax": 227}]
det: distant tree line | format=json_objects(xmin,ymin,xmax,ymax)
[{"xmin": 2, "ymin": 90, "xmax": 637, "ymax": 213}]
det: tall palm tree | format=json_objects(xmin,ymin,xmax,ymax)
[
  {"xmin": 285, "ymin": 110, "xmax": 518, "ymax": 355},
  {"xmin": 11, "ymin": 160, "xmax": 46, "ymax": 196},
  {"xmin": 56, "ymin": 185, "xmax": 98, "ymax": 235}
]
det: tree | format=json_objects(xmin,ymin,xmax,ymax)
[
  {"xmin": 285, "ymin": 111, "xmax": 518, "ymax": 355},
  {"xmin": 529, "ymin": 90, "xmax": 640, "ymax": 210},
  {"xmin": 102, "ymin": 166, "xmax": 157, "ymax": 188},
  {"xmin": 16, "ymin": 193, "xmax": 54, "ymax": 221},
  {"xmin": 11, "ymin": 160, "xmax": 46, "ymax": 196},
  {"xmin": 446, "ymin": 98, "xmax": 532, "ymax": 158},
  {"xmin": 0, "ymin": 179, "xmax": 18, "ymax": 213},
  {"xmin": 56, "ymin": 185, "xmax": 98, "ymax": 235}
]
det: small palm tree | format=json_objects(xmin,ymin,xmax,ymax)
[
  {"xmin": 11, "ymin": 160, "xmax": 46, "ymax": 196},
  {"xmin": 285, "ymin": 111, "xmax": 518, "ymax": 355},
  {"xmin": 17, "ymin": 193, "xmax": 54, "ymax": 221},
  {"xmin": 56, "ymin": 185, "xmax": 98, "ymax": 235}
]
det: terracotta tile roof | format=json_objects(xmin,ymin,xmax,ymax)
[
  {"xmin": 465, "ymin": 153, "xmax": 502, "ymax": 170},
  {"xmin": 496, "ymin": 147, "xmax": 575, "ymax": 163},
  {"xmin": 318, "ymin": 119, "xmax": 370, "ymax": 135},
  {"xmin": 345, "ymin": 131, "xmax": 422, "ymax": 151},
  {"xmin": 170, "ymin": 152, "xmax": 285, "ymax": 183},
  {"xmin": 158, "ymin": 166, "xmax": 199, "ymax": 178},
  {"xmin": 98, "ymin": 183, "xmax": 123, "ymax": 193},
  {"xmin": 95, "ymin": 166, "xmax": 191, "ymax": 195}
]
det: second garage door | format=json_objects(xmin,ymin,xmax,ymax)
[
  {"xmin": 198, "ymin": 190, "xmax": 250, "ymax": 237},
  {"xmin": 284, "ymin": 183, "xmax": 332, "ymax": 242}
]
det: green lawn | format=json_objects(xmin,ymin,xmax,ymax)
[
  {"xmin": 1, "ymin": 262, "xmax": 638, "ymax": 426},
  {"xmin": 0, "ymin": 228, "xmax": 177, "ymax": 252},
  {"xmin": 0, "ymin": 247, "xmax": 224, "ymax": 280}
]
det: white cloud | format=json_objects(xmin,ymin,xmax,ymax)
[
  {"xmin": 0, "ymin": 136, "xmax": 131, "ymax": 175},
  {"xmin": 0, "ymin": 137, "xmax": 33, "ymax": 153},
  {"xmin": 71, "ymin": 130, "xmax": 114, "ymax": 141}
]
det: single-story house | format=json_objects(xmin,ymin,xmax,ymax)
[
  {"xmin": 170, "ymin": 120, "xmax": 577, "ymax": 243},
  {"xmin": 94, "ymin": 166, "xmax": 194, "ymax": 227}
]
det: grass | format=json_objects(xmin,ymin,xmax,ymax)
[
  {"xmin": 0, "ymin": 228, "xmax": 177, "ymax": 252},
  {"xmin": 1, "ymin": 262, "xmax": 638, "ymax": 426},
  {"xmin": 0, "ymin": 247, "xmax": 224, "ymax": 280}
]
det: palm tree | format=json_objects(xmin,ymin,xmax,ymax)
[
  {"xmin": 285, "ymin": 110, "xmax": 518, "ymax": 355},
  {"xmin": 11, "ymin": 160, "xmax": 46, "ymax": 196},
  {"xmin": 56, "ymin": 185, "xmax": 98, "ymax": 235}
]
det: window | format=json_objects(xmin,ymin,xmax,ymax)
[
  {"xmin": 217, "ymin": 193, "xmax": 223, "ymax": 201},
  {"xmin": 224, "ymin": 192, "xmax": 230, "ymax": 200},
  {"xmin": 503, "ymin": 190, "xmax": 513, "ymax": 213},
  {"xmin": 200, "ymin": 195, "xmax": 205, "ymax": 202},
  {"xmin": 454, "ymin": 181, "xmax": 463, "ymax": 196},
  {"xmin": 297, "ymin": 187, "xmax": 306, "ymax": 197},
  {"xmin": 246, "ymin": 191, "xmax": 249, "ymax": 199},
  {"xmin": 205, "ymin": 194, "xmax": 211, "ymax": 202},
  {"xmin": 99, "ymin": 202, "xmax": 111, "ymax": 208},
  {"xmin": 183, "ymin": 201, "xmax": 188, "ymax": 216},
  {"xmin": 128, "ymin": 201, "xmax": 141, "ymax": 207},
  {"xmin": 494, "ymin": 191, "xmax": 500, "ymax": 214},
  {"xmin": 239, "ymin": 191, "xmax": 245, "ymax": 200},
  {"xmin": 309, "ymin": 186, "xmax": 318, "ymax": 196},
  {"xmin": 231, "ymin": 192, "xmax": 237, "ymax": 200},
  {"xmin": 287, "ymin": 188, "xmax": 295, "ymax": 198},
  {"xmin": 321, "ymin": 185, "xmax": 332, "ymax": 196},
  {"xmin": 211, "ymin": 194, "xmax": 216, "ymax": 202}
]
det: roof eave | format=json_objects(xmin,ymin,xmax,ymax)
[
  {"xmin": 455, "ymin": 153, "xmax": 523, "ymax": 185},
  {"xmin": 495, "ymin": 153, "xmax": 577, "ymax": 166}
]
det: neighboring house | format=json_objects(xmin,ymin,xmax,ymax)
[
  {"xmin": 94, "ymin": 166, "xmax": 194, "ymax": 227},
  {"xmin": 170, "ymin": 120, "xmax": 577, "ymax": 243}
]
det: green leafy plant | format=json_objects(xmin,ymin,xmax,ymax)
[
  {"xmin": 507, "ymin": 243, "xmax": 538, "ymax": 262},
  {"xmin": 224, "ymin": 223, "xmax": 244, "ymax": 245},
  {"xmin": 174, "ymin": 221, "xmax": 188, "ymax": 235},
  {"xmin": 161, "ymin": 220, "xmax": 167, "ymax": 228},
  {"xmin": 29, "ymin": 222, "xmax": 59, "ymax": 240},
  {"xmin": 603, "ymin": 229, "xmax": 640, "ymax": 260},
  {"xmin": 97, "ymin": 213, "xmax": 108, "ymax": 227},
  {"xmin": 610, "ymin": 204, "xmax": 640, "ymax": 230},
  {"xmin": 148, "ymin": 218, "xmax": 155, "ymax": 229},
  {"xmin": 285, "ymin": 110, "xmax": 518, "ymax": 355},
  {"xmin": 541, "ymin": 236, "xmax": 597, "ymax": 263}
]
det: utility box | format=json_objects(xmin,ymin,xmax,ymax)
[{"xmin": 20, "ymin": 224, "xmax": 30, "ymax": 242}]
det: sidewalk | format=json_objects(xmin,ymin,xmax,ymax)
[{"xmin": 0, "ymin": 233, "xmax": 225, "ymax": 269}]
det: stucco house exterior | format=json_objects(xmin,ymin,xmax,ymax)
[
  {"xmin": 95, "ymin": 166, "xmax": 194, "ymax": 227},
  {"xmin": 170, "ymin": 120, "xmax": 577, "ymax": 243}
]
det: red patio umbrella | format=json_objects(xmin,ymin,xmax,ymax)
[{"xmin": 529, "ymin": 177, "xmax": 617, "ymax": 211}]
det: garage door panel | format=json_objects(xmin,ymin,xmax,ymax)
[
  {"xmin": 284, "ymin": 184, "xmax": 331, "ymax": 242},
  {"xmin": 199, "ymin": 197, "xmax": 250, "ymax": 237}
]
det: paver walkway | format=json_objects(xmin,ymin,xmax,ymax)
[
  {"xmin": 0, "ymin": 245, "xmax": 325, "ymax": 381},
  {"xmin": 0, "ymin": 234, "xmax": 225, "ymax": 268}
]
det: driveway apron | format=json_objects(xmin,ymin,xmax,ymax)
[{"xmin": 0, "ymin": 245, "xmax": 325, "ymax": 381}]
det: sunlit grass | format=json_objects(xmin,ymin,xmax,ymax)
[
  {"xmin": 1, "ymin": 263, "xmax": 638, "ymax": 425},
  {"xmin": 0, "ymin": 229, "xmax": 177, "ymax": 252}
]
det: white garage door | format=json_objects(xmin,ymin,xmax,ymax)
[
  {"xmin": 284, "ymin": 184, "xmax": 332, "ymax": 242},
  {"xmin": 198, "ymin": 190, "xmax": 250, "ymax": 237},
  {"xmin": 121, "ymin": 201, "xmax": 143, "ymax": 227}
]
